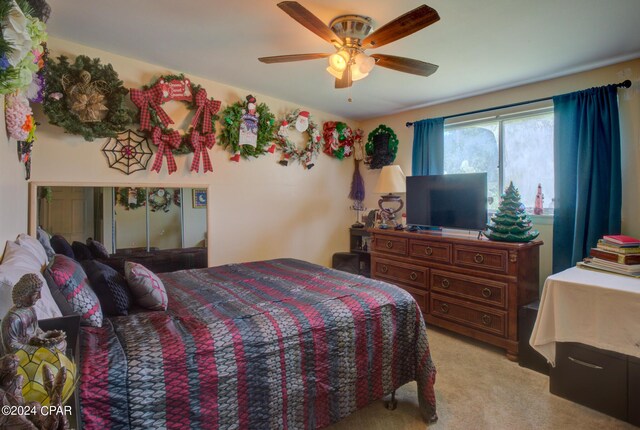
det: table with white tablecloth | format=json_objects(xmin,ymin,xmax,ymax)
[{"xmin": 530, "ymin": 266, "xmax": 640, "ymax": 366}]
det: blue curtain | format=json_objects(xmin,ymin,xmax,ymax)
[
  {"xmin": 552, "ymin": 85, "xmax": 621, "ymax": 273},
  {"xmin": 411, "ymin": 117, "xmax": 445, "ymax": 175}
]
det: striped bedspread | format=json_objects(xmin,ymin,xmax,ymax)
[{"xmin": 79, "ymin": 258, "xmax": 437, "ymax": 429}]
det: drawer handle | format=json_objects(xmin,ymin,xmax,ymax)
[
  {"xmin": 482, "ymin": 288, "xmax": 492, "ymax": 298},
  {"xmin": 474, "ymin": 253, "xmax": 485, "ymax": 264},
  {"xmin": 381, "ymin": 264, "xmax": 388, "ymax": 273},
  {"xmin": 441, "ymin": 279, "xmax": 450, "ymax": 289},
  {"xmin": 481, "ymin": 314, "xmax": 492, "ymax": 325},
  {"xmin": 386, "ymin": 241, "xmax": 393, "ymax": 249},
  {"xmin": 440, "ymin": 303, "xmax": 449, "ymax": 314},
  {"xmin": 568, "ymin": 356, "xmax": 604, "ymax": 370},
  {"xmin": 425, "ymin": 246, "xmax": 433, "ymax": 256},
  {"xmin": 409, "ymin": 272, "xmax": 418, "ymax": 281}
]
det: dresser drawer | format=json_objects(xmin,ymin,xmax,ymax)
[
  {"xmin": 409, "ymin": 239, "xmax": 451, "ymax": 263},
  {"xmin": 454, "ymin": 245, "xmax": 508, "ymax": 273},
  {"xmin": 372, "ymin": 234, "xmax": 408, "ymax": 256},
  {"xmin": 371, "ymin": 257, "xmax": 427, "ymax": 289},
  {"xmin": 430, "ymin": 294, "xmax": 506, "ymax": 337},
  {"xmin": 431, "ymin": 270, "xmax": 507, "ymax": 308}
]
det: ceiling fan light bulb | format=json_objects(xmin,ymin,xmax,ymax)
[{"xmin": 328, "ymin": 51, "xmax": 350, "ymax": 72}]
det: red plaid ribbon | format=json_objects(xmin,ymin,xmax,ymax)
[
  {"xmin": 190, "ymin": 89, "xmax": 222, "ymax": 134},
  {"xmin": 151, "ymin": 127, "xmax": 181, "ymax": 174},
  {"xmin": 190, "ymin": 130, "xmax": 215, "ymax": 173},
  {"xmin": 130, "ymin": 84, "xmax": 174, "ymax": 131}
]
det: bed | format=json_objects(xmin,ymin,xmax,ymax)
[{"xmin": 79, "ymin": 258, "xmax": 437, "ymax": 429}]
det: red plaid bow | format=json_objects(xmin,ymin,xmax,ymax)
[
  {"xmin": 191, "ymin": 89, "xmax": 222, "ymax": 134},
  {"xmin": 151, "ymin": 127, "xmax": 181, "ymax": 174},
  {"xmin": 130, "ymin": 84, "xmax": 174, "ymax": 131},
  {"xmin": 190, "ymin": 130, "xmax": 215, "ymax": 173}
]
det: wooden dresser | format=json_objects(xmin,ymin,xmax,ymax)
[{"xmin": 370, "ymin": 229, "xmax": 542, "ymax": 360}]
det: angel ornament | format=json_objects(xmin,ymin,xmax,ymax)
[{"xmin": 62, "ymin": 70, "xmax": 109, "ymax": 123}]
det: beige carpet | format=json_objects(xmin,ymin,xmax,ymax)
[{"xmin": 328, "ymin": 326, "xmax": 635, "ymax": 430}]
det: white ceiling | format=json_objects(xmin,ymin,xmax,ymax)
[{"xmin": 46, "ymin": 0, "xmax": 640, "ymax": 120}]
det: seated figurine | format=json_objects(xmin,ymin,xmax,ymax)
[{"xmin": 1, "ymin": 274, "xmax": 66, "ymax": 355}]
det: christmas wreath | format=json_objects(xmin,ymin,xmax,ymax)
[
  {"xmin": 276, "ymin": 109, "xmax": 322, "ymax": 169},
  {"xmin": 148, "ymin": 188, "xmax": 172, "ymax": 213},
  {"xmin": 218, "ymin": 95, "xmax": 277, "ymax": 162},
  {"xmin": 0, "ymin": 0, "xmax": 47, "ymax": 95},
  {"xmin": 322, "ymin": 121, "xmax": 354, "ymax": 160},
  {"xmin": 43, "ymin": 55, "xmax": 134, "ymax": 141},
  {"xmin": 366, "ymin": 124, "xmax": 399, "ymax": 169},
  {"xmin": 116, "ymin": 187, "xmax": 146, "ymax": 210}
]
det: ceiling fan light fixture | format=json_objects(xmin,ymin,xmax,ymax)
[
  {"xmin": 328, "ymin": 50, "xmax": 350, "ymax": 72},
  {"xmin": 355, "ymin": 53, "xmax": 376, "ymax": 74},
  {"xmin": 326, "ymin": 65, "xmax": 344, "ymax": 79},
  {"xmin": 350, "ymin": 64, "xmax": 369, "ymax": 81}
]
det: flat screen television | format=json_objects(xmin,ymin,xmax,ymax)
[{"xmin": 406, "ymin": 173, "xmax": 488, "ymax": 230}]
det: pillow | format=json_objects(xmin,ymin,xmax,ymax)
[
  {"xmin": 50, "ymin": 235, "xmax": 74, "ymax": 259},
  {"xmin": 124, "ymin": 261, "xmax": 168, "ymax": 311},
  {"xmin": 72, "ymin": 241, "xmax": 93, "ymax": 262},
  {"xmin": 0, "ymin": 241, "xmax": 62, "ymax": 320},
  {"xmin": 36, "ymin": 227, "xmax": 56, "ymax": 261},
  {"xmin": 44, "ymin": 254, "xmax": 103, "ymax": 327},
  {"xmin": 87, "ymin": 238, "xmax": 110, "ymax": 259},
  {"xmin": 81, "ymin": 260, "xmax": 131, "ymax": 316},
  {"xmin": 16, "ymin": 233, "xmax": 48, "ymax": 268}
]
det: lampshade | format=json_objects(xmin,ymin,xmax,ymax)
[
  {"xmin": 354, "ymin": 52, "xmax": 375, "ymax": 74},
  {"xmin": 16, "ymin": 347, "xmax": 77, "ymax": 407},
  {"xmin": 350, "ymin": 64, "xmax": 368, "ymax": 81},
  {"xmin": 375, "ymin": 165, "xmax": 406, "ymax": 194},
  {"xmin": 327, "ymin": 50, "xmax": 350, "ymax": 78}
]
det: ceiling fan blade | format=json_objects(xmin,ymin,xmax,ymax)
[
  {"xmin": 371, "ymin": 54, "xmax": 438, "ymax": 77},
  {"xmin": 259, "ymin": 53, "xmax": 331, "ymax": 64},
  {"xmin": 278, "ymin": 1, "xmax": 342, "ymax": 46},
  {"xmin": 335, "ymin": 68, "xmax": 352, "ymax": 89},
  {"xmin": 361, "ymin": 5, "xmax": 440, "ymax": 50}
]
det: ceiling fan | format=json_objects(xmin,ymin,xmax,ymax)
[{"xmin": 258, "ymin": 1, "xmax": 440, "ymax": 89}]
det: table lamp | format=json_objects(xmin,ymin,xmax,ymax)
[{"xmin": 374, "ymin": 165, "xmax": 406, "ymax": 228}]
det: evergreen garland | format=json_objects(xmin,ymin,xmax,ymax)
[
  {"xmin": 366, "ymin": 124, "xmax": 399, "ymax": 169},
  {"xmin": 218, "ymin": 99, "xmax": 277, "ymax": 159},
  {"xmin": 137, "ymin": 73, "xmax": 219, "ymax": 154},
  {"xmin": 43, "ymin": 55, "xmax": 134, "ymax": 141},
  {"xmin": 483, "ymin": 182, "xmax": 540, "ymax": 242}
]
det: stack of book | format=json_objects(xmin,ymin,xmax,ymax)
[{"xmin": 579, "ymin": 235, "xmax": 640, "ymax": 277}]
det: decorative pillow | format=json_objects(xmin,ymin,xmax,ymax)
[
  {"xmin": 36, "ymin": 226, "xmax": 56, "ymax": 261},
  {"xmin": 16, "ymin": 233, "xmax": 48, "ymax": 268},
  {"xmin": 87, "ymin": 238, "xmax": 110, "ymax": 259},
  {"xmin": 0, "ymin": 241, "xmax": 62, "ymax": 320},
  {"xmin": 124, "ymin": 261, "xmax": 168, "ymax": 311},
  {"xmin": 81, "ymin": 260, "xmax": 131, "ymax": 316},
  {"xmin": 50, "ymin": 235, "xmax": 74, "ymax": 259},
  {"xmin": 44, "ymin": 254, "xmax": 103, "ymax": 327},
  {"xmin": 72, "ymin": 241, "xmax": 94, "ymax": 262}
]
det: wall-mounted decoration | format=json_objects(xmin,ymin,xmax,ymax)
[
  {"xmin": 484, "ymin": 181, "xmax": 539, "ymax": 242},
  {"xmin": 130, "ymin": 74, "xmax": 221, "ymax": 174},
  {"xmin": 148, "ymin": 188, "xmax": 173, "ymax": 213},
  {"xmin": 0, "ymin": 0, "xmax": 47, "ymax": 95},
  {"xmin": 193, "ymin": 189, "xmax": 207, "ymax": 208},
  {"xmin": 353, "ymin": 128, "xmax": 365, "ymax": 161},
  {"xmin": 101, "ymin": 129, "xmax": 153, "ymax": 175},
  {"xmin": 5, "ymin": 92, "xmax": 36, "ymax": 179},
  {"xmin": 322, "ymin": 121, "xmax": 354, "ymax": 159},
  {"xmin": 218, "ymin": 95, "xmax": 277, "ymax": 162},
  {"xmin": 43, "ymin": 55, "xmax": 133, "ymax": 141},
  {"xmin": 276, "ymin": 109, "xmax": 322, "ymax": 169},
  {"xmin": 116, "ymin": 187, "xmax": 147, "ymax": 210},
  {"xmin": 365, "ymin": 124, "xmax": 399, "ymax": 169}
]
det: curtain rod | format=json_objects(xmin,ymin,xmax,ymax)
[{"xmin": 405, "ymin": 79, "xmax": 632, "ymax": 128}]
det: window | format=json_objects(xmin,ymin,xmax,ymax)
[{"xmin": 443, "ymin": 109, "xmax": 554, "ymax": 214}]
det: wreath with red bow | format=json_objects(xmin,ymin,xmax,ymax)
[
  {"xmin": 322, "ymin": 121, "xmax": 354, "ymax": 160},
  {"xmin": 130, "ymin": 74, "xmax": 221, "ymax": 174}
]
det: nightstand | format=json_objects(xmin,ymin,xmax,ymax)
[{"xmin": 349, "ymin": 228, "xmax": 371, "ymax": 277}]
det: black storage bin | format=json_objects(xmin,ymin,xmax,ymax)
[
  {"xmin": 629, "ymin": 356, "xmax": 640, "ymax": 426},
  {"xmin": 550, "ymin": 342, "xmax": 628, "ymax": 421},
  {"xmin": 518, "ymin": 300, "xmax": 549, "ymax": 374},
  {"xmin": 332, "ymin": 252, "xmax": 360, "ymax": 275}
]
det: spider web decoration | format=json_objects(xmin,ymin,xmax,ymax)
[{"xmin": 101, "ymin": 129, "xmax": 154, "ymax": 175}]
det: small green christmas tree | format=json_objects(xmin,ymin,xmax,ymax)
[{"xmin": 484, "ymin": 182, "xmax": 539, "ymax": 242}]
